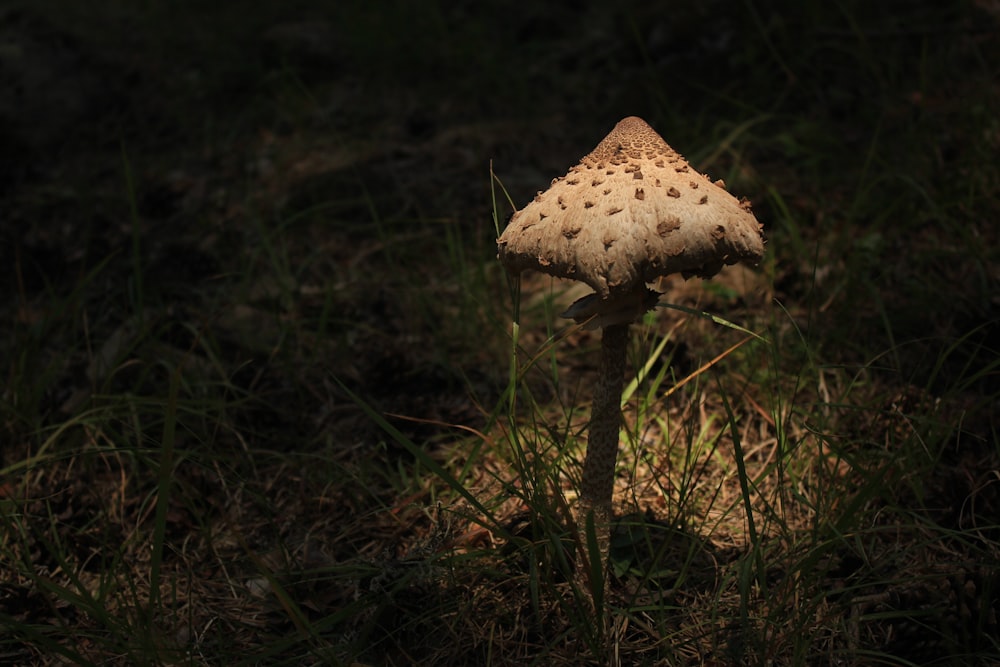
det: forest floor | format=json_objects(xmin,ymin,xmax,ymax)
[{"xmin": 2, "ymin": 1, "xmax": 999, "ymax": 665}]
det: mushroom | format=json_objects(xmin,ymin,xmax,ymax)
[{"xmin": 497, "ymin": 116, "xmax": 764, "ymax": 586}]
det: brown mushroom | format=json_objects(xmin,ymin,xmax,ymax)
[
  {"xmin": 499, "ymin": 116, "xmax": 764, "ymax": 317},
  {"xmin": 497, "ymin": 116, "xmax": 764, "ymax": 592}
]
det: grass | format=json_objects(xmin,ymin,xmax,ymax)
[{"xmin": 2, "ymin": 0, "xmax": 999, "ymax": 664}]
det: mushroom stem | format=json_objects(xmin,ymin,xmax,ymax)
[{"xmin": 577, "ymin": 321, "xmax": 628, "ymax": 580}]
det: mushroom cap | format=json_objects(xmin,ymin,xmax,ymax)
[{"xmin": 497, "ymin": 116, "xmax": 765, "ymax": 300}]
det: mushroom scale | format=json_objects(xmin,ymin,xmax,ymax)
[{"xmin": 497, "ymin": 116, "xmax": 765, "ymax": 301}]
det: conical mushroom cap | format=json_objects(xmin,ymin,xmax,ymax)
[{"xmin": 497, "ymin": 116, "xmax": 765, "ymax": 300}]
